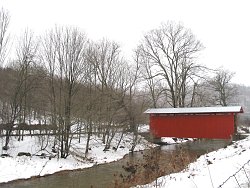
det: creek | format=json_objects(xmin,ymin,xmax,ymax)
[{"xmin": 0, "ymin": 138, "xmax": 232, "ymax": 188}]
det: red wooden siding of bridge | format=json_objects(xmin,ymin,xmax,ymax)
[{"xmin": 145, "ymin": 106, "xmax": 243, "ymax": 139}]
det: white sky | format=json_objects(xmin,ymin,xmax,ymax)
[{"xmin": 1, "ymin": 0, "xmax": 250, "ymax": 85}]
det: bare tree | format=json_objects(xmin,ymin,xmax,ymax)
[
  {"xmin": 135, "ymin": 49, "xmax": 163, "ymax": 108},
  {"xmin": 121, "ymin": 60, "xmax": 142, "ymax": 153},
  {"xmin": 15, "ymin": 30, "xmax": 39, "ymax": 140},
  {"xmin": 2, "ymin": 30, "xmax": 38, "ymax": 149},
  {"xmin": 42, "ymin": 26, "xmax": 88, "ymax": 158},
  {"xmin": 188, "ymin": 80, "xmax": 213, "ymax": 107},
  {"xmin": 209, "ymin": 68, "xmax": 237, "ymax": 106},
  {"xmin": 40, "ymin": 29, "xmax": 58, "ymax": 149},
  {"xmin": 0, "ymin": 8, "xmax": 10, "ymax": 66},
  {"xmin": 84, "ymin": 39, "xmax": 143, "ymax": 152},
  {"xmin": 90, "ymin": 39, "xmax": 124, "ymax": 150},
  {"xmin": 77, "ymin": 43, "xmax": 96, "ymax": 156},
  {"xmin": 137, "ymin": 22, "xmax": 204, "ymax": 108}
]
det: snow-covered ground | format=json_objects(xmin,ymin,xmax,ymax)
[
  {"xmin": 137, "ymin": 135, "xmax": 250, "ymax": 188},
  {"xmin": 1, "ymin": 124, "xmax": 250, "ymax": 187},
  {"xmin": 0, "ymin": 130, "xmax": 155, "ymax": 184}
]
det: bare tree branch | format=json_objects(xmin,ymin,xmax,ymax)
[{"xmin": 0, "ymin": 8, "xmax": 10, "ymax": 66}]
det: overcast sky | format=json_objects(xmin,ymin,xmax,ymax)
[{"xmin": 1, "ymin": 0, "xmax": 250, "ymax": 85}]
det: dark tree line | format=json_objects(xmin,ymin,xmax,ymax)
[{"xmin": 0, "ymin": 8, "xmax": 237, "ymax": 158}]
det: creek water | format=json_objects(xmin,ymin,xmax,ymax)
[{"xmin": 1, "ymin": 139, "xmax": 232, "ymax": 188}]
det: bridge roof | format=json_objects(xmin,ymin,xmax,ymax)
[{"xmin": 144, "ymin": 106, "xmax": 243, "ymax": 114}]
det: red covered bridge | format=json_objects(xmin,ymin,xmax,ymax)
[{"xmin": 145, "ymin": 106, "xmax": 243, "ymax": 139}]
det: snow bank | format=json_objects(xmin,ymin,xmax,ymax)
[
  {"xmin": 137, "ymin": 136, "xmax": 250, "ymax": 188},
  {"xmin": 0, "ymin": 132, "xmax": 155, "ymax": 183}
]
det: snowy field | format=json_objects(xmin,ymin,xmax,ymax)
[
  {"xmin": 137, "ymin": 135, "xmax": 250, "ymax": 188},
  {"xmin": 0, "ymin": 130, "xmax": 155, "ymax": 184}
]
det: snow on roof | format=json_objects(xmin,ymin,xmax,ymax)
[{"xmin": 144, "ymin": 106, "xmax": 243, "ymax": 114}]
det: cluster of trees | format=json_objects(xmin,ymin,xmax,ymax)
[
  {"xmin": 136, "ymin": 23, "xmax": 237, "ymax": 108},
  {"xmin": 0, "ymin": 8, "xmax": 237, "ymax": 158}
]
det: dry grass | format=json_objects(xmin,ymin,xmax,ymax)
[{"xmin": 113, "ymin": 147, "xmax": 197, "ymax": 188}]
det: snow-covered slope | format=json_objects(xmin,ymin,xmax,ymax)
[{"xmin": 137, "ymin": 136, "xmax": 250, "ymax": 188}]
